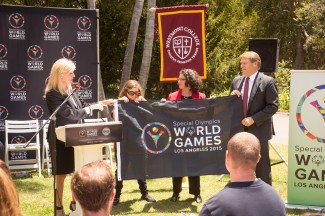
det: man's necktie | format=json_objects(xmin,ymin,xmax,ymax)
[{"xmin": 242, "ymin": 77, "xmax": 250, "ymax": 117}]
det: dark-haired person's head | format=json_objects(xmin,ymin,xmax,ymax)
[
  {"xmin": 71, "ymin": 160, "xmax": 115, "ymax": 216},
  {"xmin": 178, "ymin": 69, "xmax": 202, "ymax": 93}
]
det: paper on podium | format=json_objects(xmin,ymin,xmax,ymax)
[{"xmin": 56, "ymin": 121, "xmax": 122, "ymax": 147}]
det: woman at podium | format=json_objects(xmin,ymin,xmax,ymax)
[{"xmin": 44, "ymin": 58, "xmax": 113, "ymax": 216}]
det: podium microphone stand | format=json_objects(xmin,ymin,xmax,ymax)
[{"xmin": 24, "ymin": 85, "xmax": 80, "ymax": 216}]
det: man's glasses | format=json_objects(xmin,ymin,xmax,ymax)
[
  {"xmin": 127, "ymin": 91, "xmax": 140, "ymax": 96},
  {"xmin": 177, "ymin": 78, "xmax": 186, "ymax": 81}
]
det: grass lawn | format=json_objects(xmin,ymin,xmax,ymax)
[{"xmin": 14, "ymin": 144, "xmax": 320, "ymax": 215}]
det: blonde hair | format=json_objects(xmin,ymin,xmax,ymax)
[
  {"xmin": 118, "ymin": 80, "xmax": 144, "ymax": 98},
  {"xmin": 240, "ymin": 51, "xmax": 261, "ymax": 69},
  {"xmin": 0, "ymin": 169, "xmax": 21, "ymax": 216},
  {"xmin": 44, "ymin": 58, "xmax": 76, "ymax": 97}
]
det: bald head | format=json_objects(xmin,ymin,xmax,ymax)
[{"xmin": 227, "ymin": 132, "xmax": 261, "ymax": 170}]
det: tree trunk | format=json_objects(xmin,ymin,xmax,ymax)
[
  {"xmin": 86, "ymin": 0, "xmax": 96, "ymax": 9},
  {"xmin": 87, "ymin": 0, "xmax": 109, "ymax": 118},
  {"xmin": 139, "ymin": 0, "xmax": 156, "ymax": 94},
  {"xmin": 120, "ymin": 0, "xmax": 144, "ymax": 88},
  {"xmin": 293, "ymin": 25, "xmax": 304, "ymax": 69}
]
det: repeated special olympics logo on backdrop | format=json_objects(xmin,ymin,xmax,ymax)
[
  {"xmin": 77, "ymin": 16, "xmax": 91, "ymax": 31},
  {"xmin": 0, "ymin": 44, "xmax": 8, "ymax": 59},
  {"xmin": 78, "ymin": 75, "xmax": 92, "ymax": 90},
  {"xmin": 28, "ymin": 105, "xmax": 44, "ymax": 119},
  {"xmin": 27, "ymin": 45, "xmax": 43, "ymax": 60},
  {"xmin": 9, "ymin": 13, "xmax": 25, "ymax": 29},
  {"xmin": 296, "ymin": 84, "xmax": 325, "ymax": 143},
  {"xmin": 141, "ymin": 122, "xmax": 172, "ymax": 154},
  {"xmin": 11, "ymin": 135, "xmax": 27, "ymax": 144},
  {"xmin": 166, "ymin": 26, "xmax": 201, "ymax": 64},
  {"xmin": 10, "ymin": 75, "xmax": 26, "ymax": 91},
  {"xmin": 61, "ymin": 46, "xmax": 76, "ymax": 60},
  {"xmin": 0, "ymin": 106, "xmax": 9, "ymax": 120},
  {"xmin": 44, "ymin": 15, "xmax": 59, "ymax": 30}
]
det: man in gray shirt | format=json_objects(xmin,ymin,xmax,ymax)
[{"xmin": 199, "ymin": 132, "xmax": 286, "ymax": 216}]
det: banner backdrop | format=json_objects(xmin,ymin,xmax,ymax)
[
  {"xmin": 117, "ymin": 96, "xmax": 244, "ymax": 180},
  {"xmin": 156, "ymin": 5, "xmax": 207, "ymax": 82},
  {"xmin": 288, "ymin": 70, "xmax": 325, "ymax": 207},
  {"xmin": 0, "ymin": 5, "xmax": 98, "ymax": 162}
]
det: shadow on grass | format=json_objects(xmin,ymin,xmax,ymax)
[{"xmin": 112, "ymin": 197, "xmax": 199, "ymax": 215}]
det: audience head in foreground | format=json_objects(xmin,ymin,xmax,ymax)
[
  {"xmin": 199, "ymin": 132, "xmax": 286, "ymax": 216},
  {"xmin": 0, "ymin": 168, "xmax": 21, "ymax": 216},
  {"xmin": 71, "ymin": 160, "xmax": 116, "ymax": 216}
]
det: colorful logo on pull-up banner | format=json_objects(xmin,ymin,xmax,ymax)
[
  {"xmin": 296, "ymin": 84, "xmax": 325, "ymax": 143},
  {"xmin": 27, "ymin": 45, "xmax": 43, "ymax": 60},
  {"xmin": 0, "ymin": 106, "xmax": 9, "ymax": 120},
  {"xmin": 11, "ymin": 135, "xmax": 27, "ymax": 144},
  {"xmin": 10, "ymin": 75, "xmax": 26, "ymax": 91},
  {"xmin": 77, "ymin": 16, "xmax": 91, "ymax": 31},
  {"xmin": 61, "ymin": 46, "xmax": 76, "ymax": 60},
  {"xmin": 44, "ymin": 15, "xmax": 59, "ymax": 30},
  {"xmin": 141, "ymin": 122, "xmax": 172, "ymax": 154},
  {"xmin": 78, "ymin": 75, "xmax": 92, "ymax": 90},
  {"xmin": 9, "ymin": 13, "xmax": 25, "ymax": 29},
  {"xmin": 0, "ymin": 44, "xmax": 8, "ymax": 59},
  {"xmin": 28, "ymin": 105, "xmax": 44, "ymax": 119}
]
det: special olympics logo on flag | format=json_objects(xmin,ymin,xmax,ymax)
[{"xmin": 141, "ymin": 122, "xmax": 172, "ymax": 154}]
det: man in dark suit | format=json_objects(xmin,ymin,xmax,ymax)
[{"xmin": 230, "ymin": 51, "xmax": 278, "ymax": 185}]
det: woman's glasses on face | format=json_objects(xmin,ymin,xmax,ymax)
[
  {"xmin": 177, "ymin": 78, "xmax": 186, "ymax": 81},
  {"xmin": 127, "ymin": 91, "xmax": 140, "ymax": 96}
]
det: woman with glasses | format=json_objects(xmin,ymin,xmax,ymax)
[
  {"xmin": 112, "ymin": 80, "xmax": 156, "ymax": 206},
  {"xmin": 167, "ymin": 69, "xmax": 206, "ymax": 203}
]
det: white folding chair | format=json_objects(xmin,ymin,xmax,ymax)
[
  {"xmin": 5, "ymin": 120, "xmax": 41, "ymax": 177},
  {"xmin": 42, "ymin": 120, "xmax": 51, "ymax": 176},
  {"xmin": 83, "ymin": 118, "xmax": 114, "ymax": 170}
]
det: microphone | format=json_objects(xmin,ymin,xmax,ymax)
[{"xmin": 71, "ymin": 82, "xmax": 81, "ymax": 89}]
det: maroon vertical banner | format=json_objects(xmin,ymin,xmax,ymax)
[{"xmin": 156, "ymin": 5, "xmax": 207, "ymax": 82}]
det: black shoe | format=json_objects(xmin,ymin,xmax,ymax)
[
  {"xmin": 194, "ymin": 194, "xmax": 202, "ymax": 203},
  {"xmin": 141, "ymin": 194, "xmax": 156, "ymax": 202},
  {"xmin": 113, "ymin": 198, "xmax": 120, "ymax": 206},
  {"xmin": 170, "ymin": 193, "xmax": 180, "ymax": 202}
]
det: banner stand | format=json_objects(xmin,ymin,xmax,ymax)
[{"xmin": 286, "ymin": 204, "xmax": 324, "ymax": 212}]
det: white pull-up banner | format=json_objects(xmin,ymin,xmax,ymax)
[{"xmin": 288, "ymin": 70, "xmax": 325, "ymax": 207}]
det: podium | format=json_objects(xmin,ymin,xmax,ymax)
[{"xmin": 55, "ymin": 121, "xmax": 122, "ymax": 215}]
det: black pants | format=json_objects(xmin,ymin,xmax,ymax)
[
  {"xmin": 114, "ymin": 170, "xmax": 148, "ymax": 198},
  {"xmin": 255, "ymin": 139, "xmax": 272, "ymax": 185},
  {"xmin": 172, "ymin": 176, "xmax": 200, "ymax": 195}
]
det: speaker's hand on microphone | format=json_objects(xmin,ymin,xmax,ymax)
[{"xmin": 90, "ymin": 103, "xmax": 104, "ymax": 111}]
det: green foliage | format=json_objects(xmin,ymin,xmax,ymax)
[{"xmin": 274, "ymin": 60, "xmax": 291, "ymax": 112}]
